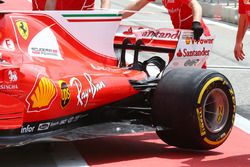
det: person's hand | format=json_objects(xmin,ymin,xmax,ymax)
[
  {"xmin": 234, "ymin": 42, "xmax": 245, "ymax": 61},
  {"xmin": 192, "ymin": 21, "xmax": 204, "ymax": 41}
]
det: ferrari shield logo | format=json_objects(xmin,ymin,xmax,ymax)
[{"xmin": 16, "ymin": 20, "xmax": 29, "ymax": 40}]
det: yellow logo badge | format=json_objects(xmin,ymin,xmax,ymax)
[
  {"xmin": 186, "ymin": 37, "xmax": 191, "ymax": 45},
  {"xmin": 16, "ymin": 20, "xmax": 29, "ymax": 40},
  {"xmin": 28, "ymin": 77, "xmax": 56, "ymax": 111},
  {"xmin": 58, "ymin": 80, "xmax": 71, "ymax": 109}
]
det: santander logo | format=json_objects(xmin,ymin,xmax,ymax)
[
  {"xmin": 122, "ymin": 27, "xmax": 180, "ymax": 40},
  {"xmin": 177, "ymin": 47, "xmax": 210, "ymax": 57}
]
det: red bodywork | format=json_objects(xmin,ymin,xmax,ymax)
[{"xmin": 0, "ymin": 12, "xmax": 147, "ymax": 134}]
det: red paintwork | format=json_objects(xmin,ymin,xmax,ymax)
[
  {"xmin": 0, "ymin": 12, "xmax": 147, "ymax": 130},
  {"xmin": 0, "ymin": 93, "xmax": 24, "ymax": 129},
  {"xmin": 0, "ymin": 0, "xmax": 32, "ymax": 10}
]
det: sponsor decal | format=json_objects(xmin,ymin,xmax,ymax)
[
  {"xmin": 196, "ymin": 107, "xmax": 206, "ymax": 136},
  {"xmin": 31, "ymin": 47, "xmax": 59, "ymax": 57},
  {"xmin": 0, "ymin": 69, "xmax": 19, "ymax": 90},
  {"xmin": 191, "ymin": 38, "xmax": 214, "ymax": 45},
  {"xmin": 26, "ymin": 76, "xmax": 57, "ymax": 112},
  {"xmin": 217, "ymin": 105, "xmax": 224, "ymax": 123},
  {"xmin": 18, "ymin": 113, "xmax": 87, "ymax": 134},
  {"xmin": 21, "ymin": 125, "xmax": 35, "ymax": 134},
  {"xmin": 185, "ymin": 37, "xmax": 191, "ymax": 45},
  {"xmin": 58, "ymin": 80, "xmax": 71, "ymax": 109},
  {"xmin": 123, "ymin": 27, "xmax": 133, "ymax": 35},
  {"xmin": 59, "ymin": 118, "xmax": 68, "ymax": 125},
  {"xmin": 16, "ymin": 20, "xmax": 29, "ymax": 40},
  {"xmin": 184, "ymin": 59, "xmax": 200, "ymax": 67},
  {"xmin": 176, "ymin": 47, "xmax": 210, "ymax": 57},
  {"xmin": 2, "ymin": 39, "xmax": 15, "ymax": 51},
  {"xmin": 168, "ymin": 31, "xmax": 214, "ymax": 68},
  {"xmin": 70, "ymin": 73, "xmax": 106, "ymax": 107},
  {"xmin": 38, "ymin": 122, "xmax": 50, "ymax": 131},
  {"xmin": 8, "ymin": 70, "xmax": 18, "ymax": 82},
  {"xmin": 173, "ymin": 62, "xmax": 179, "ymax": 66},
  {"xmin": 141, "ymin": 29, "xmax": 180, "ymax": 39},
  {"xmin": 50, "ymin": 121, "xmax": 59, "ymax": 127},
  {"xmin": 121, "ymin": 26, "xmax": 180, "ymax": 40},
  {"xmin": 0, "ymin": 84, "xmax": 18, "ymax": 90},
  {"xmin": 28, "ymin": 27, "xmax": 63, "ymax": 60},
  {"xmin": 90, "ymin": 64, "xmax": 118, "ymax": 72}
]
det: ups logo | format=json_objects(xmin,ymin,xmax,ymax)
[{"xmin": 58, "ymin": 80, "xmax": 71, "ymax": 109}]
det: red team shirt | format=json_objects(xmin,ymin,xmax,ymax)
[
  {"xmin": 160, "ymin": 0, "xmax": 210, "ymax": 35},
  {"xmin": 146, "ymin": 0, "xmax": 209, "ymax": 35},
  {"xmin": 239, "ymin": 0, "xmax": 250, "ymax": 23},
  {"xmin": 32, "ymin": 0, "xmax": 95, "ymax": 10}
]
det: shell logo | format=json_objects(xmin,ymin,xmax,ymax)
[{"xmin": 27, "ymin": 77, "xmax": 56, "ymax": 112}]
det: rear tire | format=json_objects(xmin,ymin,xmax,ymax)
[{"xmin": 152, "ymin": 68, "xmax": 236, "ymax": 150}]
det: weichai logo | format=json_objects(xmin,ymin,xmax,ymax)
[
  {"xmin": 27, "ymin": 77, "xmax": 57, "ymax": 112},
  {"xmin": 177, "ymin": 47, "xmax": 210, "ymax": 57},
  {"xmin": 58, "ymin": 80, "xmax": 71, "ymax": 109}
]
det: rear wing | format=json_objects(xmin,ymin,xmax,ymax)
[{"xmin": 114, "ymin": 25, "xmax": 214, "ymax": 69}]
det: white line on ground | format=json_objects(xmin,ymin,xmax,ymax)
[
  {"xmin": 208, "ymin": 65, "xmax": 250, "ymax": 70},
  {"xmin": 50, "ymin": 142, "xmax": 89, "ymax": 167},
  {"xmin": 235, "ymin": 114, "xmax": 250, "ymax": 134},
  {"xmin": 203, "ymin": 18, "xmax": 250, "ymax": 35}
]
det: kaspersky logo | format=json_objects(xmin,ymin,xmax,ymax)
[
  {"xmin": 26, "ymin": 77, "xmax": 57, "ymax": 112},
  {"xmin": 16, "ymin": 20, "xmax": 29, "ymax": 40}
]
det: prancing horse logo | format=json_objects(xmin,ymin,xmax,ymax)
[{"xmin": 16, "ymin": 20, "xmax": 29, "ymax": 40}]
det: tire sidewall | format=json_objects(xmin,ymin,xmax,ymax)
[{"xmin": 194, "ymin": 73, "xmax": 236, "ymax": 148}]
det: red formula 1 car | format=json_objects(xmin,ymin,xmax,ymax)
[{"xmin": 0, "ymin": 9, "xmax": 236, "ymax": 150}]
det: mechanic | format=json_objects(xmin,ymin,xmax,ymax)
[
  {"xmin": 32, "ymin": 0, "xmax": 110, "ymax": 10},
  {"xmin": 122, "ymin": 0, "xmax": 210, "ymax": 66},
  {"xmin": 234, "ymin": 0, "xmax": 249, "ymax": 61},
  {"xmin": 122, "ymin": 0, "xmax": 210, "ymax": 40}
]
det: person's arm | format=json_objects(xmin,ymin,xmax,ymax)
[
  {"xmin": 234, "ymin": 14, "xmax": 248, "ymax": 61},
  {"xmin": 122, "ymin": 0, "xmax": 153, "ymax": 19},
  {"xmin": 44, "ymin": 0, "xmax": 57, "ymax": 10},
  {"xmin": 100, "ymin": 0, "xmax": 110, "ymax": 9},
  {"xmin": 188, "ymin": 0, "xmax": 202, "ymax": 22},
  {"xmin": 188, "ymin": 0, "xmax": 203, "ymax": 40}
]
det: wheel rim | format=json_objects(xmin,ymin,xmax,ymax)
[{"xmin": 203, "ymin": 88, "xmax": 229, "ymax": 133}]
